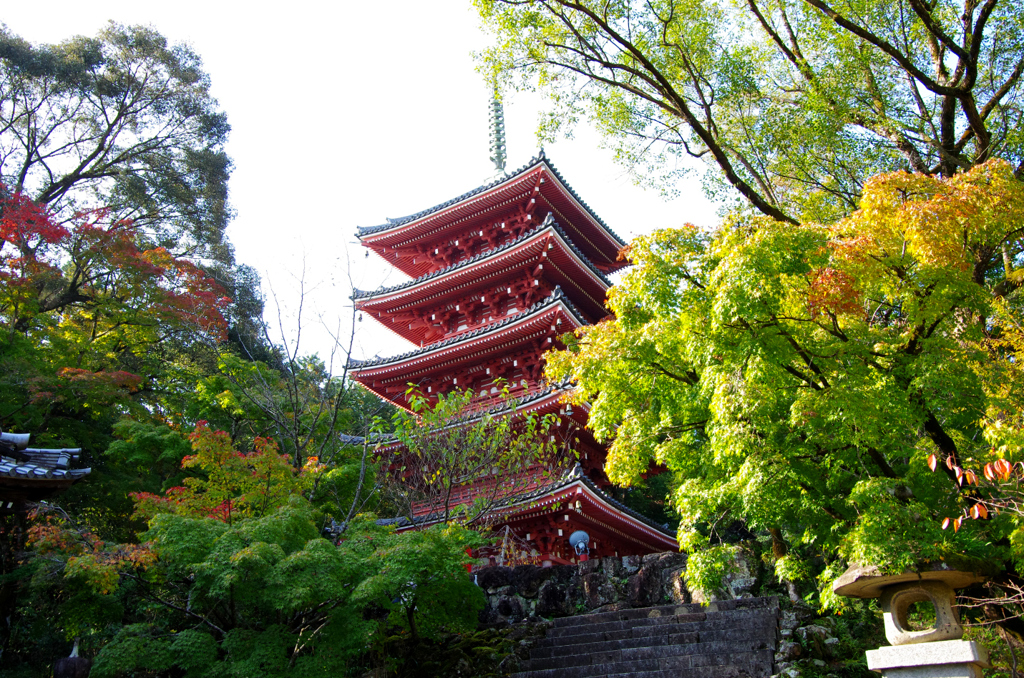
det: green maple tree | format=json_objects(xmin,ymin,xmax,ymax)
[{"xmin": 546, "ymin": 160, "xmax": 1024, "ymax": 616}]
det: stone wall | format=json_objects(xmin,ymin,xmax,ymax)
[
  {"xmin": 476, "ymin": 552, "xmax": 689, "ymax": 625},
  {"xmin": 477, "ymin": 548, "xmax": 769, "ymax": 625}
]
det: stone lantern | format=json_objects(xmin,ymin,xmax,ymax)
[{"xmin": 833, "ymin": 564, "xmax": 988, "ymax": 677}]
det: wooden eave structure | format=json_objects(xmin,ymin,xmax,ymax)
[
  {"xmin": 354, "ymin": 218, "xmax": 612, "ymax": 344},
  {"xmin": 387, "ymin": 465, "xmax": 678, "ymax": 556},
  {"xmin": 490, "ymin": 470, "xmax": 678, "ymax": 553},
  {"xmin": 0, "ymin": 432, "xmax": 91, "ymax": 513},
  {"xmin": 368, "ymin": 384, "xmax": 596, "ymax": 455},
  {"xmin": 356, "ymin": 154, "xmax": 629, "ymax": 277},
  {"xmin": 349, "ymin": 290, "xmax": 587, "ymax": 409}
]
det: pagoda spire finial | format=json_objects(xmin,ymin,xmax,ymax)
[{"xmin": 488, "ymin": 84, "xmax": 507, "ymax": 175}]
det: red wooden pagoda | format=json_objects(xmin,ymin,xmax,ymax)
[{"xmin": 350, "ymin": 153, "xmax": 677, "ymax": 563}]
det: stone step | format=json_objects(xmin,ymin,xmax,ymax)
[
  {"xmin": 528, "ymin": 617, "xmax": 778, "ymax": 662},
  {"xmin": 514, "ymin": 671, "xmax": 761, "ymax": 678},
  {"xmin": 549, "ymin": 597, "xmax": 777, "ymax": 629},
  {"xmin": 514, "ymin": 647, "xmax": 774, "ymax": 678},
  {"xmin": 550, "ymin": 602, "xmax": 706, "ymax": 627},
  {"xmin": 512, "ymin": 596, "xmax": 780, "ymax": 678},
  {"xmin": 530, "ymin": 630, "xmax": 701, "ymax": 658},
  {"xmin": 542, "ymin": 606, "xmax": 778, "ymax": 643},
  {"xmin": 533, "ymin": 611, "xmax": 778, "ymax": 650},
  {"xmin": 526, "ymin": 638, "xmax": 774, "ymax": 672},
  {"xmin": 529, "ymin": 632, "xmax": 700, "ymax": 666}
]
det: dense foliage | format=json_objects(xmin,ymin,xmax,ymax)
[
  {"xmin": 0, "ymin": 25, "xmax": 484, "ymax": 678},
  {"xmin": 0, "ymin": 182, "xmax": 476, "ymax": 675},
  {"xmin": 17, "ymin": 428, "xmax": 482, "ymax": 677},
  {"xmin": 384, "ymin": 386, "xmax": 570, "ymax": 527},
  {"xmin": 546, "ymin": 160, "xmax": 1024, "ymax": 622},
  {"xmin": 479, "ymin": 0, "xmax": 1024, "ymax": 642},
  {"xmin": 13, "ymin": 6, "xmax": 1024, "ymax": 674}
]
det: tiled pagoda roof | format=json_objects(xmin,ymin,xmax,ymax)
[
  {"xmin": 496, "ymin": 464, "xmax": 676, "ymax": 537},
  {"xmin": 348, "ymin": 286, "xmax": 586, "ymax": 371},
  {"xmin": 342, "ymin": 383, "xmax": 584, "ymax": 452},
  {"xmin": 353, "ymin": 217, "xmax": 613, "ymax": 343},
  {"xmin": 355, "ymin": 153, "xmax": 629, "ymax": 277},
  {"xmin": 380, "ymin": 464, "xmax": 676, "ymax": 545},
  {"xmin": 352, "ymin": 215, "xmax": 611, "ymax": 301},
  {"xmin": 356, "ymin": 152, "xmax": 626, "ymax": 248}
]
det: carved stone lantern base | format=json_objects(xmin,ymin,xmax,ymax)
[{"xmin": 866, "ymin": 639, "xmax": 989, "ymax": 677}]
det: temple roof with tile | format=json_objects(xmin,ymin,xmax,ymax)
[
  {"xmin": 351, "ymin": 289, "xmax": 588, "ymax": 409},
  {"xmin": 0, "ymin": 431, "xmax": 91, "ymax": 513},
  {"xmin": 356, "ymin": 153, "xmax": 629, "ymax": 278},
  {"xmin": 382, "ymin": 464, "xmax": 677, "ymax": 554}
]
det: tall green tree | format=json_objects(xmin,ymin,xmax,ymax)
[
  {"xmin": 0, "ymin": 23, "xmax": 273, "ymax": 360},
  {"xmin": 476, "ymin": 0, "xmax": 1024, "ymax": 222},
  {"xmin": 0, "ymin": 22, "xmax": 232, "ymax": 262},
  {"xmin": 546, "ymin": 161, "xmax": 1024, "ymax": 618}
]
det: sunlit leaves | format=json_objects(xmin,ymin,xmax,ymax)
[
  {"xmin": 834, "ymin": 160, "xmax": 1024, "ymax": 283},
  {"xmin": 385, "ymin": 384, "xmax": 569, "ymax": 527},
  {"xmin": 350, "ymin": 521, "xmax": 485, "ymax": 640},
  {"xmin": 546, "ymin": 161, "xmax": 1024, "ymax": 598}
]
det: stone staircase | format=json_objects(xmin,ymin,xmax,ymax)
[{"xmin": 511, "ymin": 597, "xmax": 780, "ymax": 678}]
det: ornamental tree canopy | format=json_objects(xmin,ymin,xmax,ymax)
[
  {"xmin": 476, "ymin": 0, "xmax": 1024, "ymax": 223},
  {"xmin": 545, "ymin": 160, "xmax": 1024, "ymax": 603}
]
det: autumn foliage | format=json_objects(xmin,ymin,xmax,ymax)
[
  {"xmin": 27, "ymin": 507, "xmax": 157, "ymax": 596},
  {"xmin": 0, "ymin": 188, "xmax": 230, "ymax": 338},
  {"xmin": 0, "ymin": 187, "xmax": 231, "ymax": 430},
  {"xmin": 131, "ymin": 422, "xmax": 313, "ymax": 524}
]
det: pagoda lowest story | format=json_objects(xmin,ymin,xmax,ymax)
[{"xmin": 349, "ymin": 151, "xmax": 677, "ymax": 566}]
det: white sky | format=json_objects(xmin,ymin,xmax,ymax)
[{"xmin": 3, "ymin": 1, "xmax": 719, "ymax": 367}]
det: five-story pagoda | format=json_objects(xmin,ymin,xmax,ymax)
[{"xmin": 350, "ymin": 145, "xmax": 677, "ymax": 564}]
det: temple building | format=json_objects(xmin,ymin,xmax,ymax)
[{"xmin": 350, "ymin": 150, "xmax": 676, "ymax": 564}]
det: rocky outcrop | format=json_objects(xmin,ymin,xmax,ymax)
[{"xmin": 772, "ymin": 604, "xmax": 872, "ymax": 678}]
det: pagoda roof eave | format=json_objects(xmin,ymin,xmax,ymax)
[
  {"xmin": 366, "ymin": 382, "xmax": 582, "ymax": 433},
  {"xmin": 491, "ymin": 466, "xmax": 677, "ymax": 542},
  {"xmin": 383, "ymin": 465, "xmax": 677, "ymax": 550},
  {"xmin": 348, "ymin": 288, "xmax": 586, "ymax": 374},
  {"xmin": 354, "ymin": 217, "xmax": 612, "ymax": 304},
  {"xmin": 355, "ymin": 154, "xmax": 627, "ymax": 265}
]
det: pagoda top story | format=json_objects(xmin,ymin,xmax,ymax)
[{"xmin": 356, "ymin": 152, "xmax": 629, "ymax": 279}]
